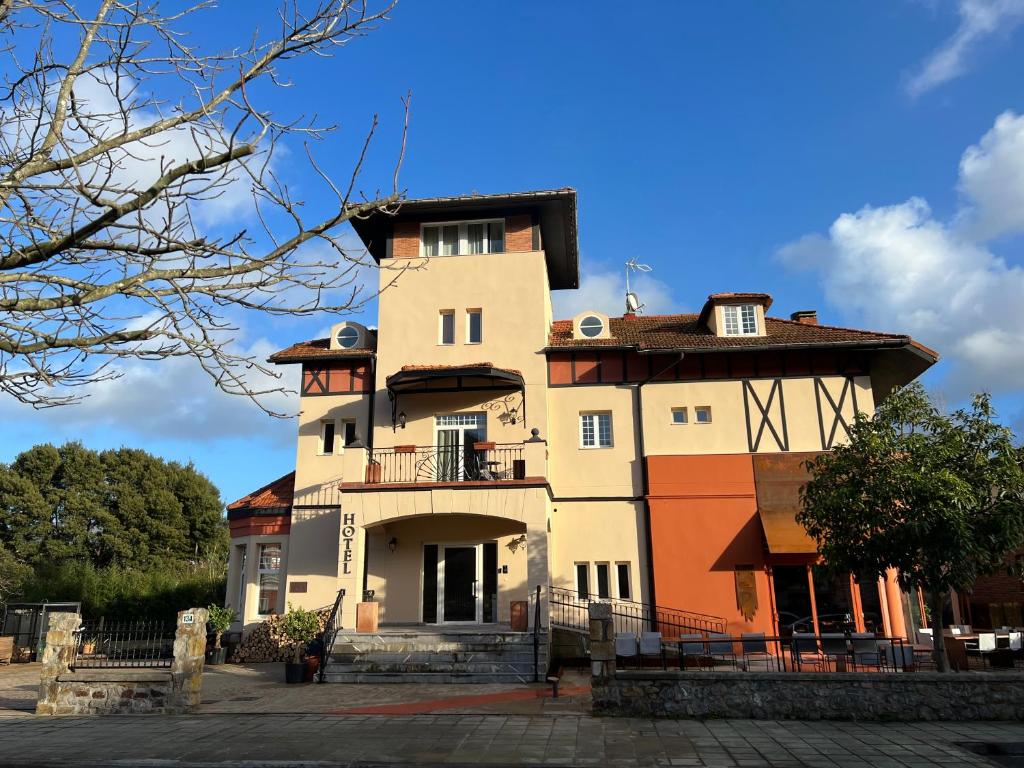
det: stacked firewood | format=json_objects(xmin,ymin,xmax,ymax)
[{"xmin": 228, "ymin": 609, "xmax": 330, "ymax": 663}]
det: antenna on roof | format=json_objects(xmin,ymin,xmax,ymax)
[{"xmin": 625, "ymin": 258, "xmax": 652, "ymax": 315}]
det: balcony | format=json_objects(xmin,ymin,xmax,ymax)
[{"xmin": 366, "ymin": 443, "xmax": 525, "ymax": 485}]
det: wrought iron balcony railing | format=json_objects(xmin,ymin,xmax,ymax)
[{"xmin": 367, "ymin": 443, "xmax": 525, "ymax": 485}]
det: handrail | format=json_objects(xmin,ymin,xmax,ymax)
[
  {"xmin": 532, "ymin": 584, "xmax": 541, "ymax": 682},
  {"xmin": 316, "ymin": 587, "xmax": 345, "ymax": 684},
  {"xmin": 548, "ymin": 585, "xmax": 727, "ymax": 637},
  {"xmin": 368, "ymin": 443, "xmax": 525, "ymax": 484}
]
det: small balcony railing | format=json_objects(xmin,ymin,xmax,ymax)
[{"xmin": 367, "ymin": 443, "xmax": 525, "ymax": 485}]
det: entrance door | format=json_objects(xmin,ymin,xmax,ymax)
[{"xmin": 442, "ymin": 546, "xmax": 477, "ymax": 622}]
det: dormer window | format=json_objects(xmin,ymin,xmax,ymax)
[
  {"xmin": 579, "ymin": 315, "xmax": 605, "ymax": 338},
  {"xmin": 723, "ymin": 304, "xmax": 758, "ymax": 336},
  {"xmin": 336, "ymin": 326, "xmax": 360, "ymax": 349},
  {"xmin": 422, "ymin": 220, "xmax": 505, "ymax": 257}
]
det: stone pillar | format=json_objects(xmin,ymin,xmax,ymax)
[
  {"xmin": 170, "ymin": 607, "xmax": 209, "ymax": 712},
  {"xmin": 589, "ymin": 602, "xmax": 616, "ymax": 679},
  {"xmin": 884, "ymin": 569, "xmax": 908, "ymax": 639},
  {"xmin": 36, "ymin": 612, "xmax": 81, "ymax": 715}
]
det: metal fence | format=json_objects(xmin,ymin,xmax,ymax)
[
  {"xmin": 548, "ymin": 586, "xmax": 728, "ymax": 638},
  {"xmin": 71, "ymin": 620, "xmax": 176, "ymax": 669},
  {"xmin": 368, "ymin": 444, "xmax": 525, "ymax": 484}
]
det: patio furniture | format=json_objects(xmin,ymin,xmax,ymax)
[
  {"xmin": 706, "ymin": 633, "xmax": 737, "ymax": 669},
  {"xmin": 615, "ymin": 632, "xmax": 638, "ymax": 669},
  {"xmin": 820, "ymin": 633, "xmax": 850, "ymax": 671},
  {"xmin": 679, "ymin": 634, "xmax": 707, "ymax": 670},
  {"xmin": 0, "ymin": 636, "xmax": 12, "ymax": 666},
  {"xmin": 964, "ymin": 632, "xmax": 997, "ymax": 669},
  {"xmin": 639, "ymin": 632, "xmax": 665, "ymax": 669},
  {"xmin": 850, "ymin": 632, "xmax": 885, "ymax": 671},
  {"xmin": 740, "ymin": 632, "xmax": 776, "ymax": 671},
  {"xmin": 1009, "ymin": 631, "xmax": 1023, "ymax": 668},
  {"xmin": 883, "ymin": 641, "xmax": 915, "ymax": 671},
  {"xmin": 791, "ymin": 633, "xmax": 824, "ymax": 671}
]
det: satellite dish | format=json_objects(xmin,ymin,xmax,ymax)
[
  {"xmin": 625, "ymin": 258, "xmax": 652, "ymax": 314},
  {"xmin": 626, "ymin": 292, "xmax": 643, "ymax": 313}
]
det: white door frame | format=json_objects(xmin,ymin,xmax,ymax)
[
  {"xmin": 433, "ymin": 542, "xmax": 483, "ymax": 624},
  {"xmin": 433, "ymin": 413, "xmax": 486, "ymax": 480}
]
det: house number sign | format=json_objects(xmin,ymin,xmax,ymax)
[{"xmin": 182, "ymin": 614, "xmax": 195, "ymax": 624}]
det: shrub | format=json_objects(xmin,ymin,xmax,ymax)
[{"xmin": 279, "ymin": 604, "xmax": 320, "ymax": 662}]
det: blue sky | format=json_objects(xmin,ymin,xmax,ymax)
[{"xmin": 4, "ymin": 1, "xmax": 1024, "ymax": 505}]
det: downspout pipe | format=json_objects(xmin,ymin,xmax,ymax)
[{"xmin": 635, "ymin": 352, "xmax": 685, "ymax": 628}]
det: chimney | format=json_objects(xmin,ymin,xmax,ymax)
[{"xmin": 791, "ymin": 310, "xmax": 818, "ymax": 325}]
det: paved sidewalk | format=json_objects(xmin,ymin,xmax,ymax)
[{"xmin": 0, "ymin": 712, "xmax": 1022, "ymax": 766}]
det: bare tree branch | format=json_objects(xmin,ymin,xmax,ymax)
[{"xmin": 0, "ymin": 0, "xmax": 408, "ymax": 413}]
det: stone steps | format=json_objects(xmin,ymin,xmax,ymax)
[{"xmin": 323, "ymin": 628, "xmax": 548, "ymax": 684}]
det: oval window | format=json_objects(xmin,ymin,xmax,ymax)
[
  {"xmin": 336, "ymin": 326, "xmax": 360, "ymax": 349},
  {"xmin": 579, "ymin": 315, "xmax": 604, "ymax": 338}
]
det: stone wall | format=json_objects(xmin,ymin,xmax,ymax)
[
  {"xmin": 593, "ymin": 670, "xmax": 1024, "ymax": 721},
  {"xmin": 37, "ymin": 608, "xmax": 208, "ymax": 716}
]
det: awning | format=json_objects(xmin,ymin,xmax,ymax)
[
  {"xmin": 384, "ymin": 364, "xmax": 526, "ymax": 428},
  {"xmin": 752, "ymin": 453, "xmax": 819, "ymax": 555}
]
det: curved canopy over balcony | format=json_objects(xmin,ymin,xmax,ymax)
[{"xmin": 385, "ymin": 363, "xmax": 526, "ymax": 427}]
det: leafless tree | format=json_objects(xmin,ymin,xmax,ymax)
[{"xmin": 0, "ymin": 0, "xmax": 408, "ymax": 414}]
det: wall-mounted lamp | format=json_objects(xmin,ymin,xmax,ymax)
[
  {"xmin": 388, "ymin": 536, "xmax": 398, "ymax": 553},
  {"xmin": 397, "ymin": 411, "xmax": 407, "ymax": 429},
  {"xmin": 506, "ymin": 534, "xmax": 527, "ymax": 553},
  {"xmin": 507, "ymin": 407, "xmax": 518, "ymax": 425}
]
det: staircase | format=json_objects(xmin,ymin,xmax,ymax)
[{"xmin": 323, "ymin": 627, "xmax": 548, "ymax": 684}]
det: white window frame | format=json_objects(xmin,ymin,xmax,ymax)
[
  {"xmin": 671, "ymin": 407, "xmax": 688, "ymax": 425},
  {"xmin": 257, "ymin": 543, "xmax": 282, "ymax": 616},
  {"xmin": 579, "ymin": 412, "xmax": 613, "ymax": 449},
  {"xmin": 722, "ymin": 304, "xmax": 758, "ymax": 336},
  {"xmin": 578, "ymin": 315, "xmax": 605, "ymax": 338},
  {"xmin": 466, "ymin": 308, "xmax": 482, "ymax": 344},
  {"xmin": 439, "ymin": 310, "xmax": 455, "ymax": 345},
  {"xmin": 318, "ymin": 419, "xmax": 337, "ymax": 455},
  {"xmin": 695, "ymin": 406, "xmax": 713, "ymax": 424},
  {"xmin": 420, "ymin": 219, "xmax": 506, "ymax": 257},
  {"xmin": 616, "ymin": 562, "xmax": 632, "ymax": 600}
]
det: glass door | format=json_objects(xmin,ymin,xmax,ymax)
[
  {"xmin": 434, "ymin": 414, "xmax": 486, "ymax": 480},
  {"xmin": 440, "ymin": 545, "xmax": 480, "ymax": 623}
]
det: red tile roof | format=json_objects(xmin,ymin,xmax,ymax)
[
  {"xmin": 397, "ymin": 363, "xmax": 522, "ymax": 376},
  {"xmin": 268, "ymin": 337, "xmax": 375, "ymax": 364},
  {"xmin": 226, "ymin": 472, "xmax": 294, "ymax": 511},
  {"xmin": 548, "ymin": 313, "xmax": 936, "ymax": 357}
]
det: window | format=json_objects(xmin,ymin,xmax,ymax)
[
  {"xmin": 235, "ymin": 544, "xmax": 247, "ymax": 615},
  {"xmin": 319, "ymin": 420, "xmax": 336, "ymax": 455},
  {"xmin": 343, "ymin": 421, "xmax": 358, "ymax": 447},
  {"xmin": 257, "ymin": 543, "xmax": 282, "ymax": 615},
  {"xmin": 723, "ymin": 304, "xmax": 758, "ymax": 335},
  {"xmin": 439, "ymin": 310, "xmax": 455, "ymax": 345},
  {"xmin": 467, "ymin": 309, "xmax": 482, "ymax": 344},
  {"xmin": 695, "ymin": 406, "xmax": 712, "ymax": 424},
  {"xmin": 596, "ymin": 563, "xmax": 611, "ymax": 599},
  {"xmin": 617, "ymin": 563, "xmax": 631, "ymax": 600},
  {"xmin": 422, "ymin": 220, "xmax": 505, "ymax": 256},
  {"xmin": 580, "ymin": 412, "xmax": 613, "ymax": 448},
  {"xmin": 575, "ymin": 563, "xmax": 590, "ymax": 600},
  {"xmin": 336, "ymin": 326, "xmax": 359, "ymax": 349},
  {"xmin": 671, "ymin": 407, "xmax": 688, "ymax": 425},
  {"xmin": 579, "ymin": 315, "xmax": 604, "ymax": 338}
]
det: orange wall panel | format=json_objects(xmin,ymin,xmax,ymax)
[
  {"xmin": 230, "ymin": 515, "xmax": 291, "ymax": 537},
  {"xmin": 506, "ymin": 215, "xmax": 533, "ymax": 252}
]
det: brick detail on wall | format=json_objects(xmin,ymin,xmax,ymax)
[
  {"xmin": 507, "ymin": 215, "xmax": 533, "ymax": 252},
  {"xmin": 392, "ymin": 221, "xmax": 420, "ymax": 258}
]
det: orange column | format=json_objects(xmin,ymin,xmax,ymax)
[
  {"xmin": 806, "ymin": 565, "xmax": 820, "ymax": 635},
  {"xmin": 884, "ymin": 568, "xmax": 907, "ymax": 639},
  {"xmin": 850, "ymin": 575, "xmax": 865, "ymax": 632},
  {"xmin": 878, "ymin": 576, "xmax": 892, "ymax": 637}
]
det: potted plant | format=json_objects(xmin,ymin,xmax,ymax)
[
  {"xmin": 206, "ymin": 605, "xmax": 237, "ymax": 665},
  {"xmin": 280, "ymin": 604, "xmax": 320, "ymax": 684}
]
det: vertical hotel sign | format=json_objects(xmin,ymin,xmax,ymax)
[{"xmin": 341, "ymin": 512, "xmax": 355, "ymax": 574}]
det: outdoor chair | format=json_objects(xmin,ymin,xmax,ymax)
[
  {"xmin": 1008, "ymin": 631, "xmax": 1023, "ymax": 668},
  {"xmin": 615, "ymin": 632, "xmax": 639, "ymax": 669},
  {"xmin": 950, "ymin": 626, "xmax": 963, "ymax": 636},
  {"xmin": 706, "ymin": 633, "xmax": 737, "ymax": 670},
  {"xmin": 965, "ymin": 632, "xmax": 997, "ymax": 669},
  {"xmin": 820, "ymin": 633, "xmax": 850, "ymax": 671},
  {"xmin": 678, "ymin": 634, "xmax": 707, "ymax": 670},
  {"xmin": 884, "ymin": 641, "xmax": 915, "ymax": 671},
  {"xmin": 850, "ymin": 632, "xmax": 884, "ymax": 671},
  {"xmin": 740, "ymin": 632, "xmax": 776, "ymax": 671},
  {"xmin": 639, "ymin": 631, "xmax": 665, "ymax": 669},
  {"xmin": 912, "ymin": 630, "xmax": 937, "ymax": 671},
  {"xmin": 916, "ymin": 628, "xmax": 933, "ymax": 645},
  {"xmin": 791, "ymin": 633, "xmax": 824, "ymax": 671}
]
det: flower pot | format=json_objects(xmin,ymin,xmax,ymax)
[
  {"xmin": 285, "ymin": 661, "xmax": 306, "ymax": 684},
  {"xmin": 206, "ymin": 647, "xmax": 227, "ymax": 665},
  {"xmin": 304, "ymin": 655, "xmax": 320, "ymax": 682}
]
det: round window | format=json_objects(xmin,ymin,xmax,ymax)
[
  {"xmin": 336, "ymin": 326, "xmax": 360, "ymax": 349},
  {"xmin": 579, "ymin": 315, "xmax": 604, "ymax": 338}
]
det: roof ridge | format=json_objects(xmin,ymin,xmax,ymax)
[{"xmin": 765, "ymin": 315, "xmax": 907, "ymax": 339}]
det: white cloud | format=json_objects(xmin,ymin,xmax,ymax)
[
  {"xmin": 777, "ymin": 110, "xmax": 1024, "ymax": 398},
  {"xmin": 553, "ymin": 266, "xmax": 681, "ymax": 319},
  {"xmin": 957, "ymin": 111, "xmax": 1024, "ymax": 239},
  {"xmin": 907, "ymin": 0, "xmax": 1024, "ymax": 96}
]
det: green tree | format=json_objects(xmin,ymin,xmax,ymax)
[
  {"xmin": 797, "ymin": 383, "xmax": 1024, "ymax": 672},
  {"xmin": 0, "ymin": 543, "xmax": 32, "ymax": 613}
]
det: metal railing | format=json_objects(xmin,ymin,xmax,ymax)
[
  {"xmin": 367, "ymin": 444, "xmax": 525, "ymax": 484},
  {"xmin": 316, "ymin": 588, "xmax": 345, "ymax": 684},
  {"xmin": 71, "ymin": 620, "xmax": 175, "ymax": 669},
  {"xmin": 549, "ymin": 585, "xmax": 728, "ymax": 638}
]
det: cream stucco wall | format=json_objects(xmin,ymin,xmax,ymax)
[
  {"xmin": 293, "ymin": 393, "xmax": 372, "ymax": 495},
  {"xmin": 227, "ymin": 534, "xmax": 290, "ymax": 627}
]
